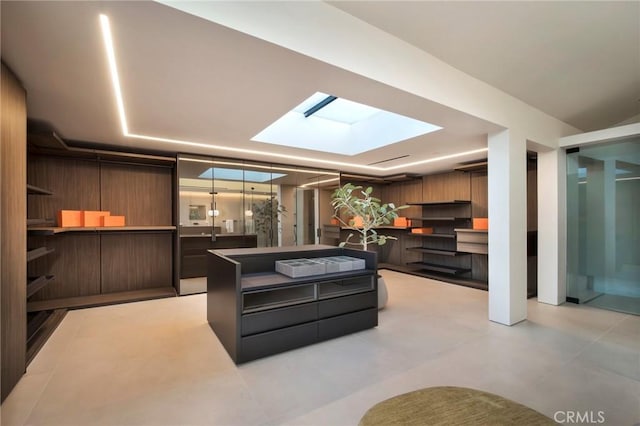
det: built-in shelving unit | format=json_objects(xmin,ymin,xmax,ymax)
[
  {"xmin": 26, "ymin": 183, "xmax": 65, "ymax": 365},
  {"xmin": 24, "ymin": 124, "xmax": 178, "ymax": 366},
  {"xmin": 405, "ymin": 200, "xmax": 473, "ymax": 281}
]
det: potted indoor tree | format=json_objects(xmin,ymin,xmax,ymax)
[{"xmin": 331, "ymin": 183, "xmax": 408, "ymax": 308}]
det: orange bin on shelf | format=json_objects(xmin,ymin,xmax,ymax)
[
  {"xmin": 352, "ymin": 216, "xmax": 364, "ymax": 227},
  {"xmin": 473, "ymin": 218, "xmax": 488, "ymax": 230},
  {"xmin": 394, "ymin": 217, "xmax": 409, "ymax": 227},
  {"xmin": 57, "ymin": 210, "xmax": 83, "ymax": 227},
  {"xmin": 83, "ymin": 211, "xmax": 110, "ymax": 227},
  {"xmin": 101, "ymin": 215, "xmax": 125, "ymax": 227},
  {"xmin": 411, "ymin": 227, "xmax": 433, "ymax": 234}
]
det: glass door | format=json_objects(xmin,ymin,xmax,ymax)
[{"xmin": 566, "ymin": 138, "xmax": 640, "ymax": 314}]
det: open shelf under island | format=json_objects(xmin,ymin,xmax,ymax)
[{"xmin": 207, "ymin": 245, "xmax": 378, "ymax": 363}]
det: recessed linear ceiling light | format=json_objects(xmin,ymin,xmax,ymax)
[
  {"xmin": 99, "ymin": 14, "xmax": 488, "ymax": 171},
  {"xmin": 300, "ymin": 177, "xmax": 340, "ymax": 188},
  {"xmin": 252, "ymin": 92, "xmax": 443, "ymax": 156}
]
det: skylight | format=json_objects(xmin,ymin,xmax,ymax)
[
  {"xmin": 252, "ymin": 92, "xmax": 442, "ymax": 156},
  {"xmin": 199, "ymin": 167, "xmax": 286, "ymax": 183}
]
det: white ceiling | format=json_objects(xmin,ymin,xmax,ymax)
[
  {"xmin": 2, "ymin": 1, "xmax": 638, "ymax": 176},
  {"xmin": 330, "ymin": 1, "xmax": 640, "ymax": 132}
]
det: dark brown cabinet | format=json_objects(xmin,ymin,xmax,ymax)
[
  {"xmin": 207, "ymin": 245, "xmax": 378, "ymax": 363},
  {"xmin": 180, "ymin": 234, "xmax": 257, "ymax": 278}
]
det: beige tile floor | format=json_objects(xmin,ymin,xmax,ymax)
[{"xmin": 2, "ymin": 270, "xmax": 639, "ymax": 425}]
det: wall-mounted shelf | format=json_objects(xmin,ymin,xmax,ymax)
[
  {"xmin": 407, "ymin": 261, "xmax": 471, "ymax": 275},
  {"xmin": 27, "ymin": 225, "xmax": 177, "ymax": 235},
  {"xmin": 26, "ymin": 184, "xmax": 53, "ymax": 195},
  {"xmin": 26, "ymin": 247, "xmax": 55, "ymax": 262},
  {"xmin": 406, "ymin": 247, "xmax": 469, "ymax": 256},
  {"xmin": 27, "ymin": 275, "xmax": 55, "ymax": 298},
  {"xmin": 407, "ymin": 233, "xmax": 456, "ymax": 239},
  {"xmin": 27, "ymin": 287, "xmax": 176, "ymax": 313}
]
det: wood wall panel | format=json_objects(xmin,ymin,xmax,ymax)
[
  {"xmin": 471, "ymin": 171, "xmax": 488, "ymax": 218},
  {"xmin": 100, "ymin": 163, "xmax": 172, "ymax": 226},
  {"xmin": 1, "ymin": 62, "xmax": 27, "ymax": 401},
  {"xmin": 101, "ymin": 233, "xmax": 173, "ymax": 293},
  {"xmin": 401, "ymin": 179, "xmax": 423, "ymax": 220},
  {"xmin": 423, "ymin": 171, "xmax": 470, "ymax": 202},
  {"xmin": 472, "ymin": 254, "xmax": 489, "ymax": 282},
  {"xmin": 27, "ymin": 234, "xmax": 101, "ymax": 300},
  {"xmin": 27, "ymin": 157, "xmax": 100, "ymax": 223}
]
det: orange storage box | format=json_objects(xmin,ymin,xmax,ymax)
[
  {"xmin": 352, "ymin": 216, "xmax": 364, "ymax": 227},
  {"xmin": 394, "ymin": 217, "xmax": 409, "ymax": 227},
  {"xmin": 83, "ymin": 211, "xmax": 110, "ymax": 227},
  {"xmin": 101, "ymin": 215, "xmax": 125, "ymax": 227},
  {"xmin": 473, "ymin": 218, "xmax": 488, "ymax": 230},
  {"xmin": 411, "ymin": 227, "xmax": 433, "ymax": 234},
  {"xmin": 58, "ymin": 210, "xmax": 83, "ymax": 227}
]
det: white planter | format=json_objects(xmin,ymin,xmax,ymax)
[{"xmin": 378, "ymin": 275, "xmax": 388, "ymax": 309}]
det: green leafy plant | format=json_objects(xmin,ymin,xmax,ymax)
[
  {"xmin": 331, "ymin": 183, "xmax": 408, "ymax": 250},
  {"xmin": 253, "ymin": 197, "xmax": 287, "ymax": 242}
]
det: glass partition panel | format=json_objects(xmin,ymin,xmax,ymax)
[
  {"xmin": 178, "ymin": 154, "xmax": 339, "ymax": 249},
  {"xmin": 566, "ymin": 138, "xmax": 640, "ymax": 314}
]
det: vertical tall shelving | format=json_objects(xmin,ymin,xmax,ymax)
[
  {"xmin": 26, "ymin": 183, "xmax": 66, "ymax": 364},
  {"xmin": 405, "ymin": 200, "xmax": 475, "ymax": 280}
]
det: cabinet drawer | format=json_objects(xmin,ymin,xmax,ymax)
[
  {"xmin": 318, "ymin": 291, "xmax": 377, "ymax": 319},
  {"xmin": 242, "ymin": 283, "xmax": 316, "ymax": 313},
  {"xmin": 456, "ymin": 231, "xmax": 488, "ymax": 244},
  {"xmin": 318, "ymin": 275, "xmax": 374, "ymax": 299},
  {"xmin": 318, "ymin": 308, "xmax": 377, "ymax": 341},
  {"xmin": 457, "ymin": 242, "xmax": 488, "ymax": 254},
  {"xmin": 242, "ymin": 303, "xmax": 317, "ymax": 336},
  {"xmin": 240, "ymin": 322, "xmax": 318, "ymax": 363}
]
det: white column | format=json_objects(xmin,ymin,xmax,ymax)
[
  {"xmin": 537, "ymin": 148, "xmax": 567, "ymax": 305},
  {"xmin": 488, "ymin": 129, "xmax": 528, "ymax": 325}
]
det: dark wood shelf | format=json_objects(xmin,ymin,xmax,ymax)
[
  {"xmin": 408, "ymin": 217, "xmax": 470, "ymax": 221},
  {"xmin": 26, "ymin": 247, "xmax": 55, "ymax": 262},
  {"xmin": 406, "ymin": 247, "xmax": 469, "ymax": 256},
  {"xmin": 379, "ymin": 263, "xmax": 487, "ymax": 290},
  {"xmin": 27, "ymin": 275, "xmax": 55, "ymax": 298},
  {"xmin": 27, "ymin": 287, "xmax": 176, "ymax": 312},
  {"xmin": 406, "ymin": 233, "xmax": 456, "ymax": 239},
  {"xmin": 407, "ymin": 261, "xmax": 471, "ymax": 275},
  {"xmin": 27, "ymin": 225, "xmax": 176, "ymax": 235},
  {"xmin": 28, "ymin": 125, "xmax": 176, "ymax": 167},
  {"xmin": 26, "ymin": 184, "xmax": 53, "ymax": 195},
  {"xmin": 406, "ymin": 200, "xmax": 471, "ymax": 206},
  {"xmin": 26, "ymin": 309, "xmax": 67, "ymax": 365}
]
